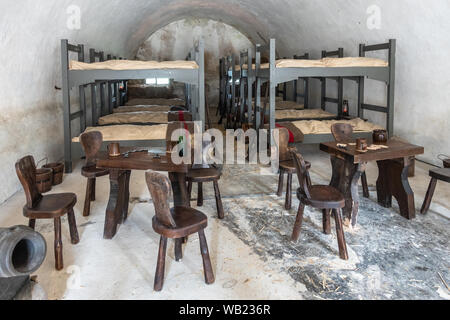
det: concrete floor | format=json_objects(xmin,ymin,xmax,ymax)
[{"xmin": 1, "ymin": 146, "xmax": 449, "ymax": 300}]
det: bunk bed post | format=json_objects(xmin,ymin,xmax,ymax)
[
  {"xmin": 337, "ymin": 48, "xmax": 344, "ymax": 117},
  {"xmin": 219, "ymin": 58, "xmax": 224, "ymax": 117},
  {"xmin": 321, "ymin": 50, "xmax": 327, "ymax": 110},
  {"xmin": 255, "ymin": 44, "xmax": 262, "ymax": 131},
  {"xmin": 247, "ymin": 47, "xmax": 254, "ymax": 127},
  {"xmin": 239, "ymin": 52, "xmax": 245, "ymax": 125},
  {"xmin": 198, "ymin": 40, "xmax": 206, "ymax": 131},
  {"xmin": 387, "ymin": 39, "xmax": 396, "ymax": 137},
  {"xmin": 99, "ymin": 52, "xmax": 106, "ymax": 116},
  {"xmin": 231, "ymin": 54, "xmax": 236, "ymax": 126},
  {"xmin": 89, "ymin": 49, "xmax": 98, "ymax": 126},
  {"xmin": 269, "ymin": 39, "xmax": 276, "ymax": 145},
  {"xmin": 77, "ymin": 44, "xmax": 87, "ymax": 132},
  {"xmin": 304, "ymin": 53, "xmax": 310, "ymax": 109},
  {"xmin": 358, "ymin": 43, "xmax": 366, "ymax": 119},
  {"xmin": 61, "ymin": 39, "xmax": 72, "ymax": 173}
]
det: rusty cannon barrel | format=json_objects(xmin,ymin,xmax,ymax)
[{"xmin": 0, "ymin": 226, "xmax": 47, "ymax": 278}]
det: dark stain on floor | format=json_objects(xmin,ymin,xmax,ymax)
[{"xmin": 219, "ymin": 193, "xmax": 450, "ymax": 300}]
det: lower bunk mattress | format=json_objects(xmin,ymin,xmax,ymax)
[
  {"xmin": 272, "ymin": 118, "xmax": 383, "ymax": 143},
  {"xmin": 72, "ymin": 124, "xmax": 168, "ymax": 143},
  {"xmin": 98, "ymin": 111, "xmax": 192, "ymax": 125}
]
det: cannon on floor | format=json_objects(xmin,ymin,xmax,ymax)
[{"xmin": 0, "ymin": 225, "xmax": 47, "ymax": 300}]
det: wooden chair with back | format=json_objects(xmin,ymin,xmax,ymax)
[
  {"xmin": 290, "ymin": 149, "xmax": 349, "ymax": 260},
  {"xmin": 277, "ymin": 128, "xmax": 312, "ymax": 210},
  {"xmin": 331, "ymin": 123, "xmax": 370, "ymax": 198},
  {"xmin": 146, "ymin": 170, "xmax": 215, "ymax": 291},
  {"xmin": 79, "ymin": 131, "xmax": 110, "ymax": 217},
  {"xmin": 15, "ymin": 156, "xmax": 80, "ymax": 270}
]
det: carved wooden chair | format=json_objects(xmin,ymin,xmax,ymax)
[
  {"xmin": 146, "ymin": 170, "xmax": 215, "ymax": 291},
  {"xmin": 290, "ymin": 150, "xmax": 349, "ymax": 260},
  {"xmin": 15, "ymin": 156, "xmax": 79, "ymax": 270},
  {"xmin": 277, "ymin": 128, "xmax": 311, "ymax": 210},
  {"xmin": 166, "ymin": 122, "xmax": 224, "ymax": 219},
  {"xmin": 79, "ymin": 131, "xmax": 110, "ymax": 217},
  {"xmin": 331, "ymin": 123, "xmax": 369, "ymax": 198}
]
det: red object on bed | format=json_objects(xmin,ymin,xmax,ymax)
[{"xmin": 276, "ymin": 124, "xmax": 294, "ymax": 143}]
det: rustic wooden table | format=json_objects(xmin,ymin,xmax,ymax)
[
  {"xmin": 320, "ymin": 140, "xmax": 424, "ymax": 226},
  {"xmin": 95, "ymin": 148, "xmax": 189, "ymax": 239}
]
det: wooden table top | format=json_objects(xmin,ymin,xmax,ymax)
[
  {"xmin": 95, "ymin": 148, "xmax": 188, "ymax": 173},
  {"xmin": 320, "ymin": 140, "xmax": 424, "ymax": 164}
]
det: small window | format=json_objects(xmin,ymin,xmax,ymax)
[{"xmin": 145, "ymin": 78, "xmax": 170, "ymax": 86}]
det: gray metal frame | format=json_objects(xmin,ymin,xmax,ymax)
[
  {"xmin": 61, "ymin": 39, "xmax": 205, "ymax": 173},
  {"xmin": 293, "ymin": 53, "xmax": 310, "ymax": 109},
  {"xmin": 254, "ymin": 38, "xmax": 396, "ymax": 146}
]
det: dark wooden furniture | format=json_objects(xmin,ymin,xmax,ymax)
[
  {"xmin": 80, "ymin": 131, "xmax": 110, "ymax": 217},
  {"xmin": 15, "ymin": 156, "xmax": 79, "ymax": 270},
  {"xmin": 95, "ymin": 149, "xmax": 188, "ymax": 239},
  {"xmin": 277, "ymin": 128, "xmax": 311, "ymax": 210},
  {"xmin": 166, "ymin": 121, "xmax": 225, "ymax": 219},
  {"xmin": 320, "ymin": 140, "xmax": 424, "ymax": 226},
  {"xmin": 290, "ymin": 150, "xmax": 348, "ymax": 260},
  {"xmin": 421, "ymin": 168, "xmax": 450, "ymax": 215},
  {"xmin": 146, "ymin": 170, "xmax": 215, "ymax": 291},
  {"xmin": 331, "ymin": 123, "xmax": 369, "ymax": 198},
  {"xmin": 187, "ymin": 168, "xmax": 224, "ymax": 219}
]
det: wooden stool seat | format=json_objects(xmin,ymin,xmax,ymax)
[
  {"xmin": 152, "ymin": 207, "xmax": 208, "ymax": 238},
  {"xmin": 187, "ymin": 167, "xmax": 224, "ymax": 219},
  {"xmin": 430, "ymin": 168, "xmax": 450, "ymax": 182},
  {"xmin": 301, "ymin": 186, "xmax": 346, "ymax": 209},
  {"xmin": 81, "ymin": 165, "xmax": 109, "ymax": 179},
  {"xmin": 421, "ymin": 168, "xmax": 450, "ymax": 215},
  {"xmin": 187, "ymin": 168, "xmax": 221, "ymax": 182},
  {"xmin": 23, "ymin": 193, "xmax": 77, "ymax": 218}
]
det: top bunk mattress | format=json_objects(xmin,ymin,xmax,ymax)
[
  {"xmin": 70, "ymin": 59, "xmax": 199, "ymax": 71},
  {"xmin": 260, "ymin": 57, "xmax": 388, "ymax": 69},
  {"xmin": 72, "ymin": 124, "xmax": 168, "ymax": 143},
  {"xmin": 290, "ymin": 118, "xmax": 383, "ymax": 135},
  {"xmin": 276, "ymin": 109, "xmax": 335, "ymax": 121}
]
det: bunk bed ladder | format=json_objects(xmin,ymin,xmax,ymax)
[
  {"xmin": 321, "ymin": 48, "xmax": 344, "ymax": 116},
  {"xmin": 358, "ymin": 39, "xmax": 396, "ymax": 137},
  {"xmin": 293, "ymin": 53, "xmax": 310, "ymax": 109},
  {"xmin": 61, "ymin": 39, "xmax": 85, "ymax": 174}
]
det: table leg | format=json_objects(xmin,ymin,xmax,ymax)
[
  {"xmin": 377, "ymin": 157, "xmax": 416, "ymax": 220},
  {"xmin": 104, "ymin": 169, "xmax": 125, "ymax": 239},
  {"xmin": 122, "ymin": 170, "xmax": 131, "ymax": 223},
  {"xmin": 330, "ymin": 156, "xmax": 366, "ymax": 226}
]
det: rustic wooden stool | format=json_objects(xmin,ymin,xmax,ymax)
[
  {"xmin": 80, "ymin": 131, "xmax": 110, "ymax": 217},
  {"xmin": 187, "ymin": 168, "xmax": 224, "ymax": 219},
  {"xmin": 331, "ymin": 123, "xmax": 370, "ymax": 198},
  {"xmin": 290, "ymin": 149, "xmax": 349, "ymax": 260},
  {"xmin": 277, "ymin": 128, "xmax": 311, "ymax": 210},
  {"xmin": 15, "ymin": 156, "xmax": 79, "ymax": 270},
  {"xmin": 146, "ymin": 170, "xmax": 215, "ymax": 291},
  {"xmin": 166, "ymin": 121, "xmax": 225, "ymax": 219},
  {"xmin": 420, "ymin": 168, "xmax": 450, "ymax": 215}
]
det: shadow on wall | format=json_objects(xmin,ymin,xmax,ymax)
[{"xmin": 135, "ymin": 18, "xmax": 254, "ymax": 106}]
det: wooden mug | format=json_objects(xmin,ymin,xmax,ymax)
[
  {"xmin": 356, "ymin": 138, "xmax": 368, "ymax": 151},
  {"xmin": 108, "ymin": 143, "xmax": 121, "ymax": 157}
]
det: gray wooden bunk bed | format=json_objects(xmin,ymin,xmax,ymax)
[
  {"xmin": 61, "ymin": 39, "xmax": 205, "ymax": 173},
  {"xmin": 254, "ymin": 38, "xmax": 396, "ymax": 146}
]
